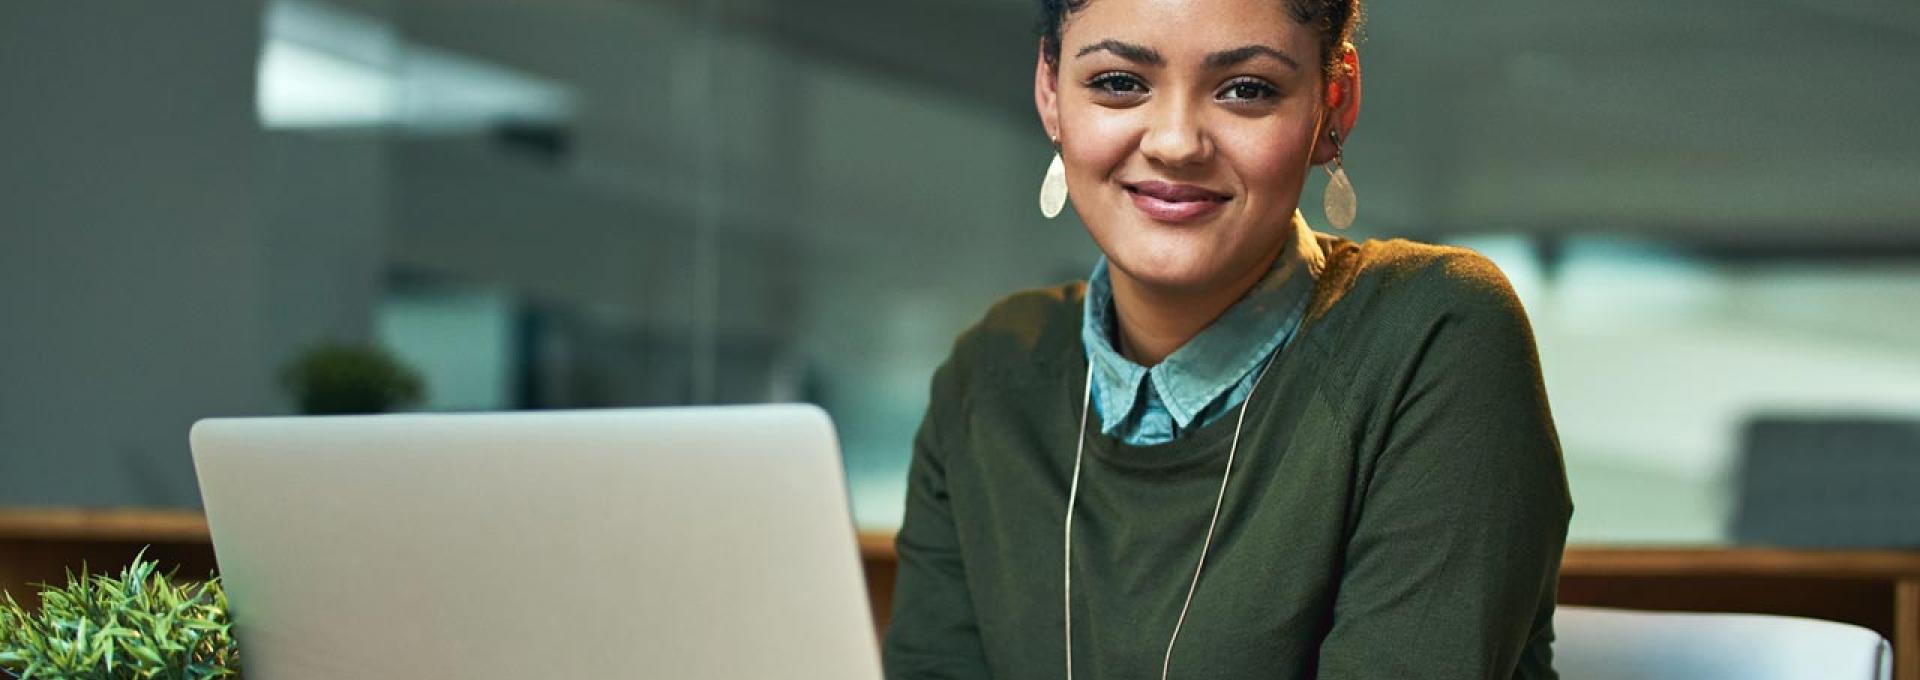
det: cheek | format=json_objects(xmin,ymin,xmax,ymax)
[
  {"xmin": 1058, "ymin": 103, "xmax": 1139, "ymax": 182},
  {"xmin": 1217, "ymin": 123, "xmax": 1316, "ymax": 198}
]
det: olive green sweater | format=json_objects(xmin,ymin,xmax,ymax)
[{"xmin": 882, "ymin": 234, "xmax": 1573, "ymax": 680}]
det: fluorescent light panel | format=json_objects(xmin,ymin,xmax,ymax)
[{"xmin": 257, "ymin": 0, "xmax": 574, "ymax": 131}]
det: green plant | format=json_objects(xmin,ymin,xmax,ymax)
[
  {"xmin": 0, "ymin": 552, "xmax": 239, "ymax": 680},
  {"xmin": 280, "ymin": 343, "xmax": 425, "ymax": 415}
]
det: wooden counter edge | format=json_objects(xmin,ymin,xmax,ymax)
[
  {"xmin": 0, "ymin": 508, "xmax": 211, "ymax": 543},
  {"xmin": 858, "ymin": 530, "xmax": 1920, "ymax": 578},
  {"xmin": 1559, "ymin": 545, "xmax": 1920, "ymax": 579},
  {"xmin": 8, "ymin": 516, "xmax": 1919, "ymax": 581}
]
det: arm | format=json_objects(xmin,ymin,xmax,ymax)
[
  {"xmin": 882, "ymin": 360, "xmax": 994, "ymax": 680},
  {"xmin": 1315, "ymin": 261, "xmax": 1573, "ymax": 679}
]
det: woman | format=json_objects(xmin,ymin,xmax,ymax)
[{"xmin": 883, "ymin": 0, "xmax": 1572, "ymax": 677}]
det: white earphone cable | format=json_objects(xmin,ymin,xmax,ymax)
[
  {"xmin": 1063, "ymin": 366, "xmax": 1093, "ymax": 680},
  {"xmin": 1065, "ymin": 346, "xmax": 1282, "ymax": 680}
]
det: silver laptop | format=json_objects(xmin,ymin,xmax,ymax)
[{"xmin": 190, "ymin": 404, "xmax": 883, "ymax": 680}]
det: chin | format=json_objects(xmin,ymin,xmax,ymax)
[{"xmin": 1104, "ymin": 244, "xmax": 1232, "ymax": 294}]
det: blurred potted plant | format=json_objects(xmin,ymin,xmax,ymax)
[
  {"xmin": 280, "ymin": 343, "xmax": 425, "ymax": 415},
  {"xmin": 0, "ymin": 552, "xmax": 239, "ymax": 679}
]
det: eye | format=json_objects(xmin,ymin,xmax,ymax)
[
  {"xmin": 1217, "ymin": 77, "xmax": 1278, "ymax": 103},
  {"xmin": 1086, "ymin": 71, "xmax": 1148, "ymax": 98}
]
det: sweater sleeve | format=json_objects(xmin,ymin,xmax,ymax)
[
  {"xmin": 1314, "ymin": 256, "xmax": 1573, "ymax": 679},
  {"xmin": 882, "ymin": 359, "xmax": 994, "ymax": 680}
]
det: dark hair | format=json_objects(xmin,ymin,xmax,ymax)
[{"xmin": 1038, "ymin": 0, "xmax": 1364, "ymax": 78}]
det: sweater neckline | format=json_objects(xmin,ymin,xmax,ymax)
[
  {"xmin": 1063, "ymin": 231, "xmax": 1351, "ymax": 474},
  {"xmin": 1071, "ymin": 354, "xmax": 1286, "ymax": 473}
]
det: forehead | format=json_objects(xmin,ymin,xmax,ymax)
[{"xmin": 1063, "ymin": 0, "xmax": 1316, "ymax": 56}]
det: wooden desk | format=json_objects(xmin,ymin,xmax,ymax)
[
  {"xmin": 0, "ymin": 508, "xmax": 217, "ymax": 610},
  {"xmin": 6, "ymin": 511, "xmax": 1911, "ymax": 679},
  {"xmin": 1555, "ymin": 547, "xmax": 1920, "ymax": 680}
]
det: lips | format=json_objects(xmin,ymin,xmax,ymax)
[
  {"xmin": 1126, "ymin": 181, "xmax": 1229, "ymax": 202},
  {"xmin": 1123, "ymin": 180, "xmax": 1231, "ymax": 224}
]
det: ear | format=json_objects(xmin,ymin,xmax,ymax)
[
  {"xmin": 1035, "ymin": 40, "xmax": 1063, "ymax": 145},
  {"xmin": 1312, "ymin": 46, "xmax": 1362, "ymax": 165}
]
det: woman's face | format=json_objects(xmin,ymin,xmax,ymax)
[{"xmin": 1037, "ymin": 0, "xmax": 1355, "ymax": 295}]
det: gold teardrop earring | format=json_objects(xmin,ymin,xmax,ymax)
[
  {"xmin": 1040, "ymin": 136, "xmax": 1068, "ymax": 219},
  {"xmin": 1323, "ymin": 127, "xmax": 1357, "ymax": 230}
]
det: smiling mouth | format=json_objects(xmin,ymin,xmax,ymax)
[
  {"xmin": 1123, "ymin": 180, "xmax": 1231, "ymax": 224},
  {"xmin": 1123, "ymin": 180, "xmax": 1232, "ymax": 203}
]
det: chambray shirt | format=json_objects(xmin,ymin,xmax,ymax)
[{"xmin": 1082, "ymin": 213, "xmax": 1326, "ymax": 445}]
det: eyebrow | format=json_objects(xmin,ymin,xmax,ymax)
[
  {"xmin": 1075, "ymin": 40, "xmax": 1300, "ymax": 71},
  {"xmin": 1074, "ymin": 39, "xmax": 1164, "ymax": 66},
  {"xmin": 1203, "ymin": 45, "xmax": 1300, "ymax": 71}
]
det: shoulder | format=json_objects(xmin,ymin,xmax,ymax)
[
  {"xmin": 1309, "ymin": 236, "xmax": 1530, "ymax": 347},
  {"xmin": 970, "ymin": 280, "xmax": 1085, "ymax": 346},
  {"xmin": 930, "ymin": 280, "xmax": 1084, "ymax": 393},
  {"xmin": 1303, "ymin": 236, "xmax": 1543, "ymax": 416},
  {"xmin": 1350, "ymin": 237, "xmax": 1523, "ymax": 318}
]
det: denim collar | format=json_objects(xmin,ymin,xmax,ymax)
[{"xmin": 1081, "ymin": 212, "xmax": 1326, "ymax": 435}]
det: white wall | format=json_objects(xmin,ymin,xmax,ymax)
[
  {"xmin": 0, "ymin": 1, "xmax": 270, "ymax": 506},
  {"xmin": 0, "ymin": 1, "xmax": 390, "ymax": 506}
]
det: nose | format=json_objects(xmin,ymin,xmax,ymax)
[{"xmin": 1138, "ymin": 98, "xmax": 1210, "ymax": 167}]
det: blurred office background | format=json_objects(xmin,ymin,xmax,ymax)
[{"xmin": 3, "ymin": 0, "xmax": 1917, "ymax": 544}]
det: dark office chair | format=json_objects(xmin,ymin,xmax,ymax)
[{"xmin": 1731, "ymin": 415, "xmax": 1920, "ymax": 548}]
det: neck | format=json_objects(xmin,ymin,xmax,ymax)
[{"xmin": 1108, "ymin": 246, "xmax": 1285, "ymax": 367}]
